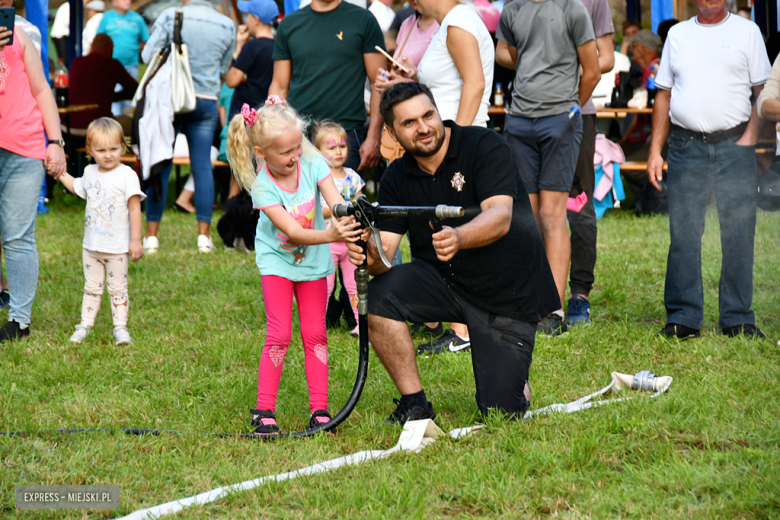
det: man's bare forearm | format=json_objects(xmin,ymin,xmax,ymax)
[
  {"xmin": 455, "ymin": 203, "xmax": 513, "ymax": 250},
  {"xmin": 740, "ymin": 85, "xmax": 764, "ymax": 144},
  {"xmin": 650, "ymin": 89, "xmax": 672, "ymax": 155}
]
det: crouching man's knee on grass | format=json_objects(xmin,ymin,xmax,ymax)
[{"xmin": 348, "ymin": 82, "xmax": 560, "ymax": 424}]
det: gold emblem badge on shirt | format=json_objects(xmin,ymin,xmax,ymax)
[
  {"xmin": 451, "ymin": 172, "xmax": 465, "ymax": 192},
  {"xmin": 336, "ymin": 31, "xmax": 344, "ymax": 40}
]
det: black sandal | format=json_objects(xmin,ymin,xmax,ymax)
[
  {"xmin": 250, "ymin": 409, "xmax": 280, "ymax": 435},
  {"xmin": 309, "ymin": 409, "xmax": 336, "ymax": 434}
]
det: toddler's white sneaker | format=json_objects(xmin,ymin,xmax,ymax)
[
  {"xmin": 113, "ymin": 326, "xmax": 132, "ymax": 345},
  {"xmin": 69, "ymin": 324, "xmax": 92, "ymax": 343},
  {"xmin": 143, "ymin": 236, "xmax": 159, "ymax": 254},
  {"xmin": 197, "ymin": 235, "xmax": 216, "ymax": 253}
]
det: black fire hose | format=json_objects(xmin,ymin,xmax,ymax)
[{"xmin": 0, "ymin": 197, "xmax": 464, "ymax": 440}]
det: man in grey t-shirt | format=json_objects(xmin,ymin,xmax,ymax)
[{"xmin": 496, "ymin": 0, "xmax": 600, "ymax": 336}]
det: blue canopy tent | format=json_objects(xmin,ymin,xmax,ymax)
[
  {"xmin": 650, "ymin": 0, "xmax": 674, "ymax": 33},
  {"xmin": 23, "ymin": 0, "xmax": 51, "ymax": 79},
  {"xmin": 23, "ymin": 0, "xmax": 85, "ymax": 74},
  {"xmin": 68, "ymin": 0, "xmax": 85, "ymax": 65},
  {"xmin": 754, "ymin": 0, "xmax": 779, "ymax": 36}
]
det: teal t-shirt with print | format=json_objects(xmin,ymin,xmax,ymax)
[
  {"xmin": 97, "ymin": 10, "xmax": 150, "ymax": 68},
  {"xmin": 251, "ymin": 155, "xmax": 335, "ymax": 282}
]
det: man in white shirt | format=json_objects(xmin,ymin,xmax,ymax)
[
  {"xmin": 647, "ymin": 0, "xmax": 771, "ymax": 340},
  {"xmin": 51, "ymin": 1, "xmax": 70, "ymax": 62},
  {"xmin": 82, "ymin": 1, "xmax": 105, "ymax": 56},
  {"xmin": 368, "ymin": 0, "xmax": 395, "ymax": 32}
]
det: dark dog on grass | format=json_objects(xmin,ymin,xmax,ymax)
[{"xmin": 217, "ymin": 193, "xmax": 259, "ymax": 251}]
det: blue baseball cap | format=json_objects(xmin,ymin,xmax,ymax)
[{"xmin": 237, "ymin": 0, "xmax": 279, "ymax": 24}]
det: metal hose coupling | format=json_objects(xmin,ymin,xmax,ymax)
[
  {"xmin": 631, "ymin": 370, "xmax": 660, "ymax": 392},
  {"xmin": 434, "ymin": 204, "xmax": 465, "ymax": 219},
  {"xmin": 355, "ymin": 266, "xmax": 369, "ymax": 315}
]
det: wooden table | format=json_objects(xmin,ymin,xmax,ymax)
[
  {"xmin": 57, "ymin": 103, "xmax": 99, "ymax": 115},
  {"xmin": 59, "ymin": 104, "xmax": 100, "ymax": 172},
  {"xmin": 596, "ymin": 107, "xmax": 654, "ymax": 118},
  {"xmin": 488, "ymin": 106, "xmax": 655, "ymax": 118}
]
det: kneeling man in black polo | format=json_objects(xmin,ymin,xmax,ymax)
[{"xmin": 348, "ymin": 83, "xmax": 559, "ymax": 423}]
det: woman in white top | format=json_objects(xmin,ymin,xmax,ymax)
[
  {"xmin": 377, "ymin": 0, "xmax": 495, "ymax": 127},
  {"xmin": 376, "ymin": 0, "xmax": 495, "ymax": 350}
]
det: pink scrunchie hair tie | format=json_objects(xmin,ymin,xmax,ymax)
[
  {"xmin": 265, "ymin": 95, "xmax": 287, "ymax": 106},
  {"xmin": 241, "ymin": 104, "xmax": 258, "ymax": 127}
]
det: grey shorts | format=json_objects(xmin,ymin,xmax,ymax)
[{"xmin": 504, "ymin": 112, "xmax": 583, "ymax": 193}]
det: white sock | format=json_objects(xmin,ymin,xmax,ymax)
[
  {"xmin": 553, "ymin": 310, "xmax": 565, "ymax": 319},
  {"xmin": 18, "ymin": 322, "xmax": 29, "ymax": 330}
]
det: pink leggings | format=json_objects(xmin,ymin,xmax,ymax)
[
  {"xmin": 326, "ymin": 241, "xmax": 359, "ymax": 323},
  {"xmin": 257, "ymin": 275, "xmax": 328, "ymax": 413}
]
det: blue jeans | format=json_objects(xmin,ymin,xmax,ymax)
[
  {"xmin": 344, "ymin": 128, "xmax": 364, "ymax": 172},
  {"xmin": 664, "ymin": 129, "xmax": 757, "ymax": 330},
  {"xmin": 0, "ymin": 148, "xmax": 45, "ymax": 324},
  {"xmin": 112, "ymin": 64, "xmax": 139, "ymax": 116},
  {"xmin": 146, "ymin": 99, "xmax": 219, "ymax": 224}
]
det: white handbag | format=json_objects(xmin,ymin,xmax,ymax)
[
  {"xmin": 132, "ymin": 47, "xmax": 165, "ymax": 109},
  {"xmin": 170, "ymin": 10, "xmax": 196, "ymax": 114}
]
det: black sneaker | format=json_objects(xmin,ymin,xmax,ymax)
[
  {"xmin": 309, "ymin": 409, "xmax": 336, "ymax": 434},
  {"xmin": 410, "ymin": 322, "xmax": 444, "ymax": 336},
  {"xmin": 385, "ymin": 397, "xmax": 436, "ymax": 425},
  {"xmin": 658, "ymin": 323, "xmax": 701, "ymax": 340},
  {"xmin": 416, "ymin": 329, "xmax": 470, "ymax": 357},
  {"xmin": 537, "ymin": 313, "xmax": 567, "ymax": 336},
  {"xmin": 250, "ymin": 409, "xmax": 280, "ymax": 435},
  {"xmin": 722, "ymin": 324, "xmax": 766, "ymax": 339},
  {"xmin": 0, "ymin": 321, "xmax": 30, "ymax": 343}
]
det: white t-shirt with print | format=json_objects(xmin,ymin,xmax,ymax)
[
  {"xmin": 320, "ymin": 167, "xmax": 365, "ymax": 228},
  {"xmin": 655, "ymin": 13, "xmax": 771, "ymax": 133},
  {"xmin": 73, "ymin": 164, "xmax": 146, "ymax": 254},
  {"xmin": 417, "ymin": 4, "xmax": 495, "ymax": 127}
]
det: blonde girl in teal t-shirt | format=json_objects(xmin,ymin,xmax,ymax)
[{"xmin": 227, "ymin": 97, "xmax": 361, "ymax": 435}]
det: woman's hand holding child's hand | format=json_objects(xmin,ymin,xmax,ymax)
[
  {"xmin": 329, "ymin": 216, "xmax": 362, "ymax": 243},
  {"xmin": 129, "ymin": 240, "xmax": 144, "ymax": 262}
]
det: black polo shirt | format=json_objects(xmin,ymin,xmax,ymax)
[{"xmin": 377, "ymin": 121, "xmax": 559, "ymax": 322}]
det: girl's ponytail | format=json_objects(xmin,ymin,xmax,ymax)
[
  {"xmin": 227, "ymin": 113, "xmax": 258, "ymax": 193},
  {"xmin": 228, "ymin": 100, "xmax": 332, "ymax": 195}
]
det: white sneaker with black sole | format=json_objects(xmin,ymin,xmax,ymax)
[{"xmin": 416, "ymin": 329, "xmax": 471, "ymax": 357}]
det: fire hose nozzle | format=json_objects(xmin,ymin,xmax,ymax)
[
  {"xmin": 435, "ymin": 205, "xmax": 465, "ymax": 219},
  {"xmin": 332, "ymin": 204, "xmax": 351, "ymax": 218}
]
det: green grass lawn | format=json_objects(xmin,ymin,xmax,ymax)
[{"xmin": 1, "ymin": 193, "xmax": 779, "ymax": 519}]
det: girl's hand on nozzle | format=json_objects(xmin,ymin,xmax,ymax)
[{"xmin": 329, "ymin": 216, "xmax": 362, "ymax": 243}]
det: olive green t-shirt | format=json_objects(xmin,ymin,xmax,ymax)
[{"xmin": 273, "ymin": 2, "xmax": 385, "ymax": 131}]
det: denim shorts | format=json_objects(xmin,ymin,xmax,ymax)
[{"xmin": 504, "ymin": 112, "xmax": 583, "ymax": 193}]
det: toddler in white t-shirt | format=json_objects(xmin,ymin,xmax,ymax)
[{"xmin": 51, "ymin": 118, "xmax": 146, "ymax": 345}]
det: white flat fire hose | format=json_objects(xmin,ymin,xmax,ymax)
[{"xmin": 115, "ymin": 371, "xmax": 672, "ymax": 520}]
